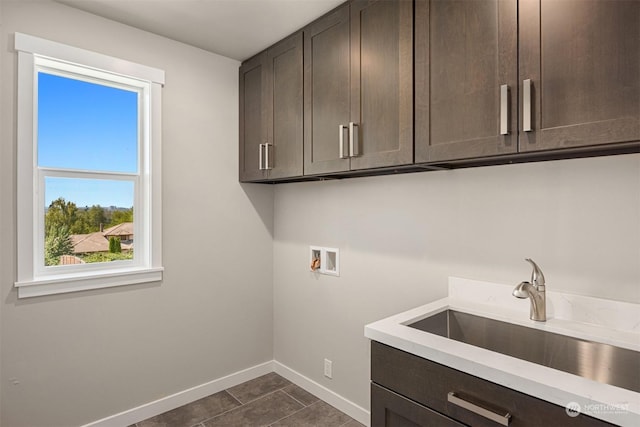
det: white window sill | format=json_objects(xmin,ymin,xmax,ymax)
[{"xmin": 15, "ymin": 267, "xmax": 164, "ymax": 298}]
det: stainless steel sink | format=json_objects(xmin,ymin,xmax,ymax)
[{"xmin": 408, "ymin": 309, "xmax": 640, "ymax": 393}]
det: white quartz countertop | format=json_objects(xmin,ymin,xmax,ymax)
[{"xmin": 364, "ymin": 277, "xmax": 640, "ymax": 426}]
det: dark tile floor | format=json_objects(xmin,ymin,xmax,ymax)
[{"xmin": 133, "ymin": 372, "xmax": 366, "ymax": 427}]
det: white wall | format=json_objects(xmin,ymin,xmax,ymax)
[
  {"xmin": 0, "ymin": 1, "xmax": 274, "ymax": 426},
  {"xmin": 273, "ymin": 154, "xmax": 640, "ymax": 410}
]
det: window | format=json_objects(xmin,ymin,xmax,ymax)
[{"xmin": 15, "ymin": 33, "xmax": 164, "ymax": 298}]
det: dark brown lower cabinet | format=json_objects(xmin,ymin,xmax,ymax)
[
  {"xmin": 372, "ymin": 383, "xmax": 464, "ymax": 427},
  {"xmin": 371, "ymin": 341, "xmax": 614, "ymax": 427}
]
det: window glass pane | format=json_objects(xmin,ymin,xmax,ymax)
[
  {"xmin": 44, "ymin": 177, "xmax": 134, "ymax": 266},
  {"xmin": 37, "ymin": 72, "xmax": 138, "ymax": 173}
]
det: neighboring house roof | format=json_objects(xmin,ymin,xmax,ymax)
[
  {"xmin": 70, "ymin": 228, "xmax": 133, "ymax": 254},
  {"xmin": 71, "ymin": 232, "xmax": 109, "ymax": 254},
  {"xmin": 103, "ymin": 222, "xmax": 133, "ymax": 238}
]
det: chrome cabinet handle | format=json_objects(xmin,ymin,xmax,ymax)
[
  {"xmin": 523, "ymin": 79, "xmax": 532, "ymax": 132},
  {"xmin": 349, "ymin": 122, "xmax": 359, "ymax": 157},
  {"xmin": 264, "ymin": 143, "xmax": 272, "ymax": 170},
  {"xmin": 258, "ymin": 143, "xmax": 265, "ymax": 170},
  {"xmin": 500, "ymin": 84, "xmax": 509, "ymax": 135},
  {"xmin": 447, "ymin": 392, "xmax": 511, "ymax": 426},
  {"xmin": 339, "ymin": 124, "xmax": 349, "ymax": 159}
]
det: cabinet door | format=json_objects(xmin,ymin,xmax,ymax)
[
  {"xmin": 372, "ymin": 341, "xmax": 615, "ymax": 427},
  {"xmin": 266, "ymin": 33, "xmax": 303, "ymax": 180},
  {"xmin": 239, "ymin": 53, "xmax": 268, "ymax": 182},
  {"xmin": 415, "ymin": 0, "xmax": 518, "ymax": 162},
  {"xmin": 372, "ymin": 383, "xmax": 465, "ymax": 427},
  {"xmin": 304, "ymin": 4, "xmax": 351, "ymax": 175},
  {"xmin": 349, "ymin": 0, "xmax": 414, "ymax": 170},
  {"xmin": 519, "ymin": 0, "xmax": 640, "ymax": 152}
]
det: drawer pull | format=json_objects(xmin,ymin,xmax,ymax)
[
  {"xmin": 500, "ymin": 84, "xmax": 509, "ymax": 135},
  {"xmin": 349, "ymin": 122, "xmax": 359, "ymax": 157},
  {"xmin": 447, "ymin": 392, "xmax": 511, "ymax": 426},
  {"xmin": 264, "ymin": 143, "xmax": 272, "ymax": 170},
  {"xmin": 339, "ymin": 124, "xmax": 349, "ymax": 159},
  {"xmin": 259, "ymin": 143, "xmax": 265, "ymax": 170},
  {"xmin": 523, "ymin": 79, "xmax": 532, "ymax": 132}
]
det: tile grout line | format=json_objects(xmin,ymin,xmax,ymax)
[
  {"xmin": 200, "ymin": 388, "xmax": 294, "ymax": 426},
  {"xmin": 267, "ymin": 400, "xmax": 322, "ymax": 427},
  {"xmin": 265, "ymin": 383, "xmax": 313, "ymax": 426},
  {"xmin": 225, "ymin": 376, "xmax": 293, "ymax": 407},
  {"xmin": 338, "ymin": 418, "xmax": 361, "ymax": 427},
  {"xmin": 280, "ymin": 388, "xmax": 313, "ymax": 408},
  {"xmin": 201, "ymin": 389, "xmax": 249, "ymax": 425},
  {"xmin": 237, "ymin": 386, "xmax": 290, "ymax": 406},
  {"xmin": 224, "ymin": 388, "xmax": 244, "ymax": 405},
  {"xmin": 198, "ymin": 389, "xmax": 253, "ymax": 426},
  {"xmin": 224, "ymin": 389, "xmax": 244, "ymax": 406}
]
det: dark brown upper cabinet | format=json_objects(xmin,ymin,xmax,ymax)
[
  {"xmin": 519, "ymin": 0, "xmax": 640, "ymax": 152},
  {"xmin": 240, "ymin": 0, "xmax": 639, "ymax": 183},
  {"xmin": 304, "ymin": 0, "xmax": 414, "ymax": 176},
  {"xmin": 415, "ymin": 0, "xmax": 519, "ymax": 163},
  {"xmin": 416, "ymin": 0, "xmax": 639, "ymax": 163},
  {"xmin": 239, "ymin": 33, "xmax": 303, "ymax": 182},
  {"xmin": 239, "ymin": 52, "xmax": 266, "ymax": 182}
]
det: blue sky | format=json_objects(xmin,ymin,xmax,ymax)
[
  {"xmin": 38, "ymin": 72, "xmax": 138, "ymax": 208},
  {"xmin": 45, "ymin": 177, "xmax": 134, "ymax": 209}
]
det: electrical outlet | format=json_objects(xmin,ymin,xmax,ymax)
[{"xmin": 324, "ymin": 358, "xmax": 332, "ymax": 379}]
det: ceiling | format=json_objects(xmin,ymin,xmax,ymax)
[{"xmin": 56, "ymin": 0, "xmax": 344, "ymax": 61}]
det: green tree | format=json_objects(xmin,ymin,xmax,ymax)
[
  {"xmin": 45, "ymin": 198, "xmax": 78, "ymax": 233},
  {"xmin": 70, "ymin": 207, "xmax": 90, "ymax": 234},
  {"xmin": 66, "ymin": 205, "xmax": 108, "ymax": 234},
  {"xmin": 87, "ymin": 205, "xmax": 108, "ymax": 232},
  {"xmin": 108, "ymin": 236, "xmax": 122, "ymax": 253},
  {"xmin": 111, "ymin": 207, "xmax": 133, "ymax": 226},
  {"xmin": 45, "ymin": 225, "xmax": 73, "ymax": 266}
]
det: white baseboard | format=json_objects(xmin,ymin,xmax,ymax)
[
  {"xmin": 81, "ymin": 361, "xmax": 274, "ymax": 427},
  {"xmin": 273, "ymin": 361, "xmax": 370, "ymax": 426},
  {"xmin": 82, "ymin": 359, "xmax": 370, "ymax": 427}
]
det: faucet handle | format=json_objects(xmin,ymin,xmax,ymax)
[{"xmin": 525, "ymin": 258, "xmax": 545, "ymax": 290}]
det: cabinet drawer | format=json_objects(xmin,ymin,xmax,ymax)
[
  {"xmin": 371, "ymin": 341, "xmax": 613, "ymax": 427},
  {"xmin": 372, "ymin": 383, "xmax": 464, "ymax": 427}
]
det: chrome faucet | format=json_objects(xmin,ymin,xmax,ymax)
[{"xmin": 513, "ymin": 258, "xmax": 546, "ymax": 321}]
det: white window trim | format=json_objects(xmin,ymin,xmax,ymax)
[{"xmin": 14, "ymin": 33, "xmax": 164, "ymax": 298}]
